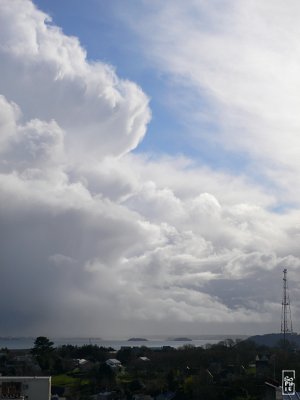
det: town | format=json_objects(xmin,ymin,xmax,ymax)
[{"xmin": 0, "ymin": 335, "xmax": 299, "ymax": 400}]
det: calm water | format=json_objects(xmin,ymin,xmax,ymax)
[{"xmin": 0, "ymin": 335, "xmax": 247, "ymax": 350}]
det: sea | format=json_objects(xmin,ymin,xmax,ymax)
[{"xmin": 0, "ymin": 335, "xmax": 247, "ymax": 350}]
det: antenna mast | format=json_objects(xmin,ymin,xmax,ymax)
[{"xmin": 281, "ymin": 268, "xmax": 293, "ymax": 345}]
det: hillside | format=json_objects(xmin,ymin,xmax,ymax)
[{"xmin": 247, "ymin": 332, "xmax": 300, "ymax": 347}]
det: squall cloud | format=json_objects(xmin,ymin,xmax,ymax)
[{"xmin": 0, "ymin": 0, "xmax": 300, "ymax": 337}]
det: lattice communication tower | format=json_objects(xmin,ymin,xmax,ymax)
[{"xmin": 281, "ymin": 268, "xmax": 293, "ymax": 344}]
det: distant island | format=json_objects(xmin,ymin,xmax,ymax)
[
  {"xmin": 128, "ymin": 338, "xmax": 148, "ymax": 341},
  {"xmin": 172, "ymin": 337, "xmax": 192, "ymax": 341}
]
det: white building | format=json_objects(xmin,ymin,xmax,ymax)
[
  {"xmin": 105, "ymin": 359, "xmax": 122, "ymax": 370},
  {"xmin": 0, "ymin": 376, "xmax": 51, "ymax": 400}
]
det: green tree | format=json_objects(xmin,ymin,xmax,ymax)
[{"xmin": 31, "ymin": 336, "xmax": 55, "ymax": 371}]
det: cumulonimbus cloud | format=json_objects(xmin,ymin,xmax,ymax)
[
  {"xmin": 0, "ymin": 0, "xmax": 300, "ymax": 337},
  {"xmin": 0, "ymin": 0, "xmax": 151, "ymax": 160}
]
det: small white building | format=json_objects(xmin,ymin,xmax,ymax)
[
  {"xmin": 105, "ymin": 359, "xmax": 122, "ymax": 370},
  {"xmin": 0, "ymin": 376, "xmax": 51, "ymax": 400}
]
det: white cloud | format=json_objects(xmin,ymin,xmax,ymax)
[
  {"xmin": 120, "ymin": 0, "xmax": 300, "ymax": 203},
  {"xmin": 0, "ymin": 95, "xmax": 19, "ymax": 151},
  {"xmin": 0, "ymin": 0, "xmax": 150, "ymax": 161},
  {"xmin": 0, "ymin": 95, "xmax": 65, "ymax": 172},
  {"xmin": 0, "ymin": 0, "xmax": 300, "ymax": 336}
]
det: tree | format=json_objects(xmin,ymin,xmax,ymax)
[
  {"xmin": 31, "ymin": 336, "xmax": 55, "ymax": 371},
  {"xmin": 32, "ymin": 336, "xmax": 54, "ymax": 352}
]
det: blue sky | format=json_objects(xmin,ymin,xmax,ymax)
[
  {"xmin": 34, "ymin": 0, "xmax": 250, "ymax": 173},
  {"xmin": 1, "ymin": 0, "xmax": 300, "ymax": 336}
]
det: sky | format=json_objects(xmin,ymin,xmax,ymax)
[{"xmin": 1, "ymin": 0, "xmax": 300, "ymax": 338}]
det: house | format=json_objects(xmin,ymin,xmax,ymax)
[
  {"xmin": 139, "ymin": 357, "xmax": 150, "ymax": 362},
  {"xmin": 105, "ymin": 359, "xmax": 122, "ymax": 371},
  {"xmin": 75, "ymin": 358, "xmax": 94, "ymax": 372},
  {"xmin": 0, "ymin": 376, "xmax": 51, "ymax": 400},
  {"xmin": 256, "ymin": 355, "xmax": 271, "ymax": 379},
  {"xmin": 96, "ymin": 391, "xmax": 118, "ymax": 400},
  {"xmin": 265, "ymin": 380, "xmax": 300, "ymax": 400},
  {"xmin": 265, "ymin": 381, "xmax": 282, "ymax": 400}
]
